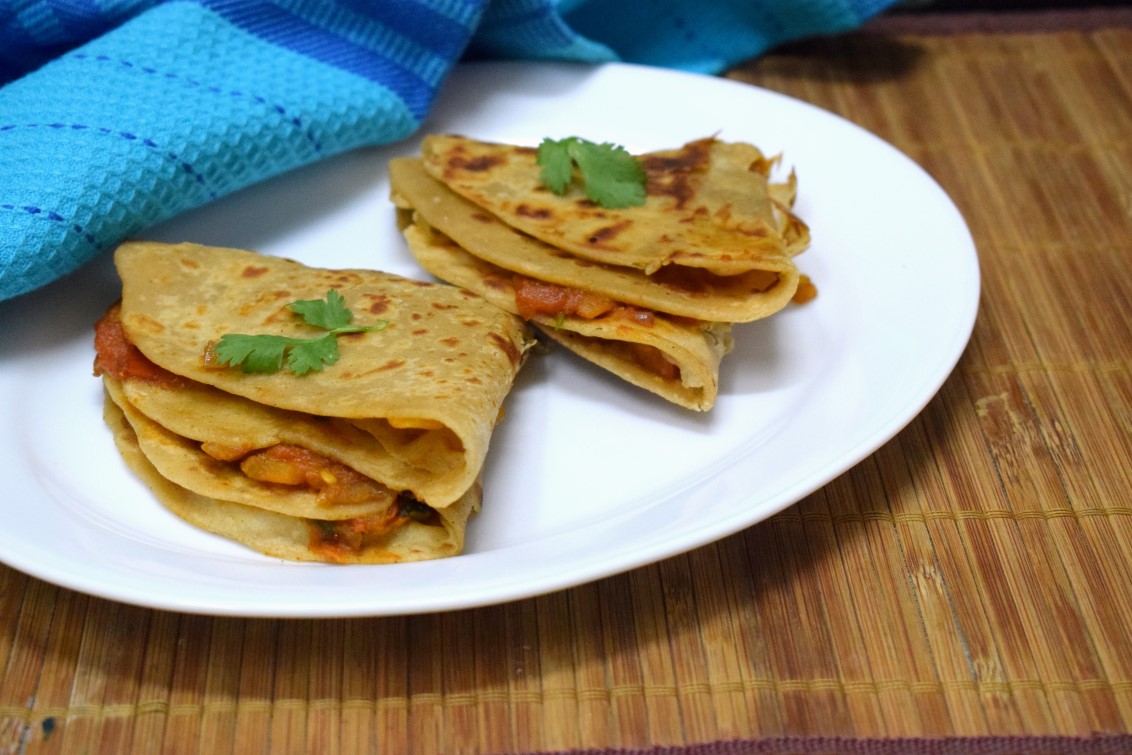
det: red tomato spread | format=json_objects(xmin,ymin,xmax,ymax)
[
  {"xmin": 511, "ymin": 276, "xmax": 660, "ymax": 328},
  {"xmin": 234, "ymin": 444, "xmax": 396, "ymax": 508},
  {"xmin": 93, "ymin": 303, "xmax": 183, "ymax": 386},
  {"xmin": 307, "ymin": 495, "xmax": 440, "ymax": 561},
  {"xmin": 512, "ymin": 276, "xmax": 615, "ymax": 320},
  {"xmin": 308, "ymin": 507, "xmax": 407, "ymax": 562},
  {"xmin": 508, "ymin": 278, "xmax": 680, "ymax": 380}
]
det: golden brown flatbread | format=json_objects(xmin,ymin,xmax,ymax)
[
  {"xmin": 402, "ymin": 222, "xmax": 733, "ymax": 411},
  {"xmin": 390, "ymin": 156, "xmax": 794, "ymax": 323},
  {"xmin": 391, "ymin": 134, "xmax": 810, "ymax": 411},
  {"xmin": 95, "ymin": 241, "xmax": 533, "ymax": 563},
  {"xmin": 419, "ymin": 134, "xmax": 808, "ymax": 277}
]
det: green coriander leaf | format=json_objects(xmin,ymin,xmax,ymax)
[
  {"xmin": 211, "ymin": 290, "xmax": 388, "ymax": 375},
  {"xmin": 331, "ymin": 321, "xmax": 389, "ymax": 337},
  {"xmin": 289, "ymin": 289, "xmax": 352, "ymax": 330},
  {"xmin": 536, "ymin": 136, "xmax": 646, "ymax": 209},
  {"xmin": 286, "ymin": 333, "xmax": 339, "ymax": 375},
  {"xmin": 570, "ymin": 140, "xmax": 647, "ymax": 208},
  {"xmin": 536, "ymin": 138, "xmax": 575, "ymax": 195},
  {"xmin": 213, "ymin": 333, "xmax": 296, "ymax": 373}
]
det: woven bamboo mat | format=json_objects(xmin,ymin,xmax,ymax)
[{"xmin": 4, "ymin": 19, "xmax": 1132, "ymax": 755}]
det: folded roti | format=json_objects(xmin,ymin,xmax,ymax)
[
  {"xmin": 401, "ymin": 221, "xmax": 733, "ymax": 411},
  {"xmin": 390, "ymin": 157, "xmax": 795, "ymax": 323},
  {"xmin": 419, "ymin": 134, "xmax": 808, "ymax": 277},
  {"xmin": 103, "ymin": 396, "xmax": 481, "ymax": 564},
  {"xmin": 95, "ymin": 241, "xmax": 533, "ymax": 563}
]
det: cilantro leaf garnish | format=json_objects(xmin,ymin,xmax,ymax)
[
  {"xmin": 536, "ymin": 137, "xmax": 646, "ymax": 208},
  {"xmin": 537, "ymin": 139, "xmax": 577, "ymax": 196},
  {"xmin": 286, "ymin": 334, "xmax": 343, "ymax": 375},
  {"xmin": 288, "ymin": 289, "xmax": 354, "ymax": 331},
  {"xmin": 211, "ymin": 290, "xmax": 387, "ymax": 375},
  {"xmin": 210, "ymin": 333, "xmax": 301, "ymax": 374}
]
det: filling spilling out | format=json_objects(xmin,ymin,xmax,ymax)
[{"xmin": 508, "ymin": 275, "xmax": 685, "ymax": 382}]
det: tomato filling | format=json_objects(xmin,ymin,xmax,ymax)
[
  {"xmin": 308, "ymin": 495, "xmax": 440, "ymax": 561},
  {"xmin": 512, "ymin": 276, "xmax": 616, "ymax": 320},
  {"xmin": 510, "ymin": 277, "xmax": 682, "ymax": 382},
  {"xmin": 512, "ymin": 276, "xmax": 667, "ymax": 329},
  {"xmin": 93, "ymin": 303, "xmax": 183, "ymax": 387},
  {"xmin": 197, "ymin": 442, "xmax": 396, "ymax": 508},
  {"xmin": 792, "ymin": 274, "xmax": 818, "ymax": 304}
]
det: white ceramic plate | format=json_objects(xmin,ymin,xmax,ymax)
[{"xmin": 0, "ymin": 62, "xmax": 979, "ymax": 617}]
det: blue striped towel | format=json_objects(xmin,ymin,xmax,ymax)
[{"xmin": 0, "ymin": 0, "xmax": 896, "ymax": 302}]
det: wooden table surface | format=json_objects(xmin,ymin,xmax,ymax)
[{"xmin": 3, "ymin": 10, "xmax": 1132, "ymax": 755}]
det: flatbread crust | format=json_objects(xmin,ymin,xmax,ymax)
[{"xmin": 419, "ymin": 134, "xmax": 807, "ymax": 277}]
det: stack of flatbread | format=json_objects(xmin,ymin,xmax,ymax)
[
  {"xmin": 390, "ymin": 134, "xmax": 810, "ymax": 411},
  {"xmin": 95, "ymin": 241, "xmax": 533, "ymax": 563}
]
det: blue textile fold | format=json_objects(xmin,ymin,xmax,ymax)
[{"xmin": 0, "ymin": 0, "xmax": 897, "ymax": 302}]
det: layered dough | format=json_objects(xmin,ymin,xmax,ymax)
[
  {"xmin": 95, "ymin": 241, "xmax": 532, "ymax": 563},
  {"xmin": 390, "ymin": 135, "xmax": 810, "ymax": 411},
  {"xmin": 402, "ymin": 222, "xmax": 732, "ymax": 412}
]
